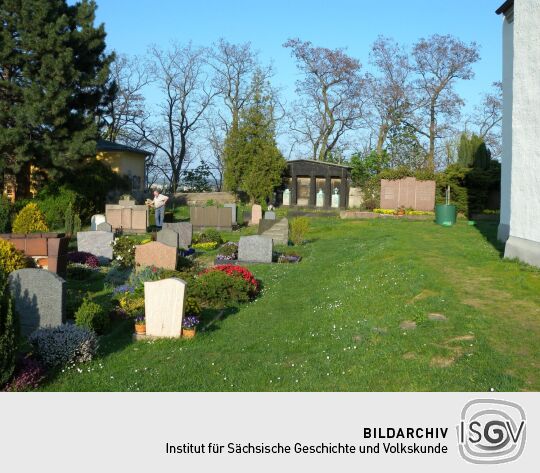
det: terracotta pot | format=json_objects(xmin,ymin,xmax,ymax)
[
  {"xmin": 135, "ymin": 324, "xmax": 146, "ymax": 335},
  {"xmin": 36, "ymin": 257, "xmax": 48, "ymax": 269},
  {"xmin": 182, "ymin": 327, "xmax": 196, "ymax": 339}
]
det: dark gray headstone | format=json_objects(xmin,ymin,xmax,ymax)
[
  {"xmin": 96, "ymin": 222, "xmax": 112, "ymax": 232},
  {"xmin": 264, "ymin": 211, "xmax": 276, "ymax": 220},
  {"xmin": 162, "ymin": 222, "xmax": 193, "ymax": 248},
  {"xmin": 156, "ymin": 228, "xmax": 179, "ymax": 248},
  {"xmin": 238, "ymin": 235, "xmax": 273, "ymax": 263},
  {"xmin": 224, "ymin": 203, "xmax": 238, "ymax": 224},
  {"xmin": 8, "ymin": 269, "xmax": 66, "ymax": 337},
  {"xmin": 77, "ymin": 231, "xmax": 114, "ymax": 262},
  {"xmin": 243, "ymin": 211, "xmax": 252, "ymax": 224}
]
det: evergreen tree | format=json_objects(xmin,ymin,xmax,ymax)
[
  {"xmin": 223, "ymin": 74, "xmax": 285, "ymax": 203},
  {"xmin": 457, "ymin": 132, "xmax": 491, "ymax": 170},
  {"xmin": 0, "ymin": 0, "xmax": 114, "ymax": 197}
]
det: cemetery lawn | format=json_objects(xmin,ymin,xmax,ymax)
[{"xmin": 43, "ymin": 218, "xmax": 540, "ymax": 392}]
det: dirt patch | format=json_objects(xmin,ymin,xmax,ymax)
[
  {"xmin": 447, "ymin": 335, "xmax": 475, "ymax": 343},
  {"xmin": 402, "ymin": 352, "xmax": 416, "ymax": 360},
  {"xmin": 430, "ymin": 356, "xmax": 455, "ymax": 368}
]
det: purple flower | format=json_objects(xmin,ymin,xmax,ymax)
[
  {"xmin": 67, "ymin": 251, "xmax": 100, "ymax": 268},
  {"xmin": 182, "ymin": 316, "xmax": 200, "ymax": 329}
]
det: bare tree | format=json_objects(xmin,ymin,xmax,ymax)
[
  {"xmin": 472, "ymin": 81, "xmax": 502, "ymax": 159},
  {"xmin": 284, "ymin": 38, "xmax": 367, "ymax": 161},
  {"xmin": 411, "ymin": 34, "xmax": 480, "ymax": 170},
  {"xmin": 101, "ymin": 53, "xmax": 149, "ymax": 143},
  {"xmin": 367, "ymin": 36, "xmax": 416, "ymax": 155},
  {"xmin": 129, "ymin": 43, "xmax": 217, "ymax": 192}
]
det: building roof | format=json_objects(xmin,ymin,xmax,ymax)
[
  {"xmin": 96, "ymin": 139, "xmax": 152, "ymax": 156},
  {"xmin": 496, "ymin": 0, "xmax": 514, "ymax": 15},
  {"xmin": 286, "ymin": 159, "xmax": 352, "ymax": 170}
]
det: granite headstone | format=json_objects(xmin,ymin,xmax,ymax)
[
  {"xmin": 77, "ymin": 231, "xmax": 114, "ymax": 262},
  {"xmin": 162, "ymin": 222, "xmax": 193, "ymax": 248},
  {"xmin": 144, "ymin": 278, "xmax": 186, "ymax": 338},
  {"xmin": 96, "ymin": 222, "xmax": 112, "ymax": 233},
  {"xmin": 156, "ymin": 228, "xmax": 179, "ymax": 248},
  {"xmin": 238, "ymin": 235, "xmax": 273, "ymax": 263},
  {"xmin": 8, "ymin": 268, "xmax": 66, "ymax": 337},
  {"xmin": 264, "ymin": 211, "xmax": 276, "ymax": 220},
  {"xmin": 135, "ymin": 241, "xmax": 177, "ymax": 271},
  {"xmin": 91, "ymin": 214, "xmax": 106, "ymax": 231},
  {"xmin": 251, "ymin": 204, "xmax": 262, "ymax": 226}
]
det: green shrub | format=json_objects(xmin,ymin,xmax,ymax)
[
  {"xmin": 112, "ymin": 236, "xmax": 138, "ymax": 267},
  {"xmin": 75, "ymin": 299, "xmax": 110, "ymax": 334},
  {"xmin": 35, "ymin": 186, "xmax": 80, "ymax": 231},
  {"xmin": 290, "ymin": 217, "xmax": 310, "ymax": 245},
  {"xmin": 185, "ymin": 296, "xmax": 201, "ymax": 317},
  {"xmin": 0, "ymin": 274, "xmax": 17, "ymax": 387},
  {"xmin": 0, "ymin": 196, "xmax": 11, "ymax": 233},
  {"xmin": 0, "ymin": 239, "xmax": 33, "ymax": 274},
  {"xmin": 191, "ymin": 270, "xmax": 252, "ymax": 308},
  {"xmin": 12, "ymin": 203, "xmax": 49, "ymax": 233},
  {"xmin": 64, "ymin": 204, "xmax": 81, "ymax": 236},
  {"xmin": 193, "ymin": 228, "xmax": 223, "ymax": 244}
]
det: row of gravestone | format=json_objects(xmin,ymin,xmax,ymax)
[{"xmin": 6, "ymin": 267, "xmax": 188, "ymax": 339}]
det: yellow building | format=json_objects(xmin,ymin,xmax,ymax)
[
  {"xmin": 96, "ymin": 139, "xmax": 150, "ymax": 195},
  {"xmin": 2, "ymin": 139, "xmax": 151, "ymax": 202}
]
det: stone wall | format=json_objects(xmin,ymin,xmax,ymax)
[{"xmin": 173, "ymin": 192, "xmax": 236, "ymax": 206}]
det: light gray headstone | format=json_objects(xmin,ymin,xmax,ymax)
[
  {"xmin": 224, "ymin": 203, "xmax": 237, "ymax": 224},
  {"xmin": 96, "ymin": 222, "xmax": 112, "ymax": 233},
  {"xmin": 238, "ymin": 235, "xmax": 273, "ymax": 263},
  {"xmin": 162, "ymin": 222, "xmax": 193, "ymax": 248},
  {"xmin": 144, "ymin": 278, "xmax": 186, "ymax": 338},
  {"xmin": 264, "ymin": 211, "xmax": 276, "ymax": 220},
  {"xmin": 91, "ymin": 214, "xmax": 106, "ymax": 231},
  {"xmin": 156, "ymin": 228, "xmax": 179, "ymax": 248},
  {"xmin": 77, "ymin": 231, "xmax": 114, "ymax": 262},
  {"xmin": 8, "ymin": 269, "xmax": 66, "ymax": 337}
]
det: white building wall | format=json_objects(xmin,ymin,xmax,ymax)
[
  {"xmin": 504, "ymin": 0, "xmax": 540, "ymax": 266},
  {"xmin": 497, "ymin": 10, "xmax": 513, "ymax": 241}
]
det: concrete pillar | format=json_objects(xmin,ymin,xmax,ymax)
[
  {"xmin": 291, "ymin": 174, "xmax": 298, "ymax": 206},
  {"xmin": 309, "ymin": 173, "xmax": 316, "ymax": 207},
  {"xmin": 324, "ymin": 176, "xmax": 332, "ymax": 208}
]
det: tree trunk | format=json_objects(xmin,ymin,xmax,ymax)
[{"xmin": 426, "ymin": 103, "xmax": 436, "ymax": 171}]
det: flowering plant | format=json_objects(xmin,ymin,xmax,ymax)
[
  {"xmin": 216, "ymin": 242, "xmax": 238, "ymax": 260},
  {"xmin": 134, "ymin": 314, "xmax": 145, "ymax": 326},
  {"xmin": 204, "ymin": 264, "xmax": 259, "ymax": 295},
  {"xmin": 4, "ymin": 356, "xmax": 46, "ymax": 392},
  {"xmin": 192, "ymin": 241, "xmax": 219, "ymax": 251},
  {"xmin": 67, "ymin": 251, "xmax": 100, "ymax": 268},
  {"xmin": 182, "ymin": 315, "xmax": 200, "ymax": 329},
  {"xmin": 113, "ymin": 284, "xmax": 135, "ymax": 295},
  {"xmin": 112, "ymin": 236, "xmax": 138, "ymax": 267}
]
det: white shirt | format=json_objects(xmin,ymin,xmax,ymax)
[{"xmin": 153, "ymin": 194, "xmax": 168, "ymax": 209}]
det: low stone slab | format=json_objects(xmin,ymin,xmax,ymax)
[
  {"xmin": 264, "ymin": 211, "xmax": 276, "ymax": 220},
  {"xmin": 96, "ymin": 222, "xmax": 112, "ymax": 233},
  {"xmin": 162, "ymin": 222, "xmax": 193, "ymax": 248},
  {"xmin": 400, "ymin": 320, "xmax": 417, "ymax": 330},
  {"xmin": 77, "ymin": 231, "xmax": 113, "ymax": 262},
  {"xmin": 238, "ymin": 235, "xmax": 273, "ymax": 263},
  {"xmin": 135, "ymin": 241, "xmax": 177, "ymax": 271},
  {"xmin": 156, "ymin": 228, "xmax": 179, "ymax": 248},
  {"xmin": 91, "ymin": 214, "xmax": 106, "ymax": 231},
  {"xmin": 428, "ymin": 313, "xmax": 448, "ymax": 322},
  {"xmin": 144, "ymin": 278, "xmax": 186, "ymax": 338},
  {"xmin": 8, "ymin": 268, "xmax": 66, "ymax": 337}
]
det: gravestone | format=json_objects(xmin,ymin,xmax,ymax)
[
  {"xmin": 96, "ymin": 222, "xmax": 112, "ymax": 233},
  {"xmin": 258, "ymin": 218, "xmax": 289, "ymax": 246},
  {"xmin": 144, "ymin": 278, "xmax": 186, "ymax": 338},
  {"xmin": 91, "ymin": 214, "xmax": 106, "ymax": 231},
  {"xmin": 251, "ymin": 204, "xmax": 262, "ymax": 226},
  {"xmin": 238, "ymin": 235, "xmax": 273, "ymax": 263},
  {"xmin": 135, "ymin": 241, "xmax": 177, "ymax": 271},
  {"xmin": 331, "ymin": 189, "xmax": 340, "ymax": 208},
  {"xmin": 264, "ymin": 211, "xmax": 276, "ymax": 220},
  {"xmin": 189, "ymin": 206, "xmax": 232, "ymax": 230},
  {"xmin": 8, "ymin": 268, "xmax": 66, "ymax": 337},
  {"xmin": 156, "ymin": 228, "xmax": 179, "ymax": 248},
  {"xmin": 282, "ymin": 189, "xmax": 291, "ymax": 206},
  {"xmin": 316, "ymin": 189, "xmax": 325, "ymax": 207},
  {"xmin": 77, "ymin": 231, "xmax": 113, "ymax": 262},
  {"xmin": 162, "ymin": 222, "xmax": 193, "ymax": 248},
  {"xmin": 380, "ymin": 178, "xmax": 435, "ymax": 211},
  {"xmin": 243, "ymin": 211, "xmax": 252, "ymax": 224},
  {"xmin": 224, "ymin": 203, "xmax": 238, "ymax": 225}
]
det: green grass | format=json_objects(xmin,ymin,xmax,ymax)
[{"xmin": 43, "ymin": 217, "xmax": 540, "ymax": 391}]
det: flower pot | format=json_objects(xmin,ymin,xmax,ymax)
[
  {"xmin": 135, "ymin": 324, "xmax": 146, "ymax": 335},
  {"xmin": 182, "ymin": 327, "xmax": 196, "ymax": 339}
]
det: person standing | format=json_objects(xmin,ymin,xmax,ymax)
[{"xmin": 150, "ymin": 189, "xmax": 169, "ymax": 229}]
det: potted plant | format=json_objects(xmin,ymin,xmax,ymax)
[
  {"xmin": 134, "ymin": 314, "xmax": 146, "ymax": 335},
  {"xmin": 395, "ymin": 206, "xmax": 406, "ymax": 216},
  {"xmin": 182, "ymin": 315, "xmax": 200, "ymax": 339}
]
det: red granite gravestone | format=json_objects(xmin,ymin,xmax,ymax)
[{"xmin": 135, "ymin": 241, "xmax": 177, "ymax": 271}]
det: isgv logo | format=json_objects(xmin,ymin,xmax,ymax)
[{"xmin": 457, "ymin": 399, "xmax": 526, "ymax": 464}]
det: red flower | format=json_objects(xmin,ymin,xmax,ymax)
[{"xmin": 201, "ymin": 264, "xmax": 260, "ymax": 293}]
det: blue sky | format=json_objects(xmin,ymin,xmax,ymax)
[{"xmin": 93, "ymin": 0, "xmax": 504, "ymax": 109}]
